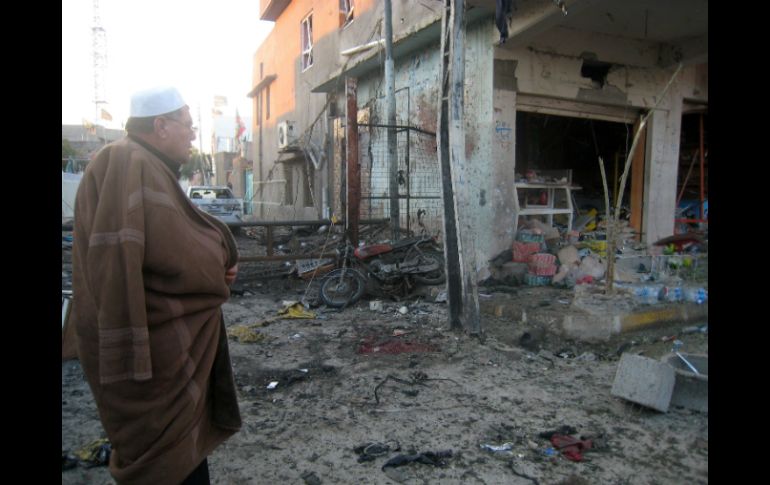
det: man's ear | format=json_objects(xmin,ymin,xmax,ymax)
[{"xmin": 154, "ymin": 117, "xmax": 167, "ymax": 138}]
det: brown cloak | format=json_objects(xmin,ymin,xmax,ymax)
[{"xmin": 71, "ymin": 136, "xmax": 241, "ymax": 484}]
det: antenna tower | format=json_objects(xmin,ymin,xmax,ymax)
[{"xmin": 92, "ymin": 0, "xmax": 108, "ymax": 122}]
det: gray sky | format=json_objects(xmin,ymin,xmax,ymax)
[{"xmin": 62, "ymin": 0, "xmax": 273, "ymax": 152}]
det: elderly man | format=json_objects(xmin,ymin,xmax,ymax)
[{"xmin": 70, "ymin": 86, "xmax": 241, "ymax": 485}]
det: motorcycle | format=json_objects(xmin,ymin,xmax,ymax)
[{"xmin": 319, "ymin": 236, "xmax": 446, "ymax": 308}]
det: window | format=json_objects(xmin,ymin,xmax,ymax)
[
  {"xmin": 340, "ymin": 0, "xmax": 354, "ymax": 27},
  {"xmin": 190, "ymin": 188, "xmax": 235, "ymax": 200},
  {"xmin": 301, "ymin": 13, "xmax": 313, "ymax": 71}
]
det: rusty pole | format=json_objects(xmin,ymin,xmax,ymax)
[{"xmin": 346, "ymin": 77, "xmax": 360, "ymax": 246}]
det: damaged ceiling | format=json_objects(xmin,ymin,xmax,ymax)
[{"xmin": 469, "ymin": 0, "xmax": 708, "ymax": 65}]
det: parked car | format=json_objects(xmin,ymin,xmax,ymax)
[{"xmin": 186, "ymin": 185, "xmax": 243, "ymax": 232}]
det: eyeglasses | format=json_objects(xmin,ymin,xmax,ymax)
[{"xmin": 162, "ymin": 117, "xmax": 197, "ymax": 133}]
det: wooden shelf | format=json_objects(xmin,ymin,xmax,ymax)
[
  {"xmin": 513, "ymin": 182, "xmax": 580, "ymax": 235},
  {"xmin": 519, "ymin": 208, "xmax": 573, "ymax": 215}
]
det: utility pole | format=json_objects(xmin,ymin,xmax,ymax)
[
  {"xmin": 91, "ymin": 0, "xmax": 107, "ymax": 124},
  {"xmin": 198, "ymin": 104, "xmax": 208, "ymax": 185},
  {"xmin": 384, "ymin": 0, "xmax": 399, "ymax": 241},
  {"xmin": 437, "ymin": 0, "xmax": 480, "ymax": 333},
  {"xmin": 346, "ymin": 78, "xmax": 361, "ymax": 246}
]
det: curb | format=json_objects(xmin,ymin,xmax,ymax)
[
  {"xmin": 562, "ymin": 303, "xmax": 708, "ymax": 342},
  {"xmin": 617, "ymin": 303, "xmax": 708, "ymax": 334}
]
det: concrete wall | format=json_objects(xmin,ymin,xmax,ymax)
[
  {"xmin": 460, "ymin": 19, "xmax": 509, "ymax": 275},
  {"xmin": 643, "ymin": 92, "xmax": 682, "ymax": 244},
  {"xmin": 491, "ymin": 70, "xmax": 518, "ymax": 268},
  {"xmin": 353, "ymin": 40, "xmax": 443, "ymax": 236},
  {"xmin": 352, "ymin": 18, "xmax": 509, "ymax": 267}
]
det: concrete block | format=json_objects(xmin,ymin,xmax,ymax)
[
  {"xmin": 611, "ymin": 353, "xmax": 676, "ymax": 412},
  {"xmin": 562, "ymin": 314, "xmax": 614, "ymax": 342},
  {"xmin": 662, "ymin": 353, "xmax": 708, "ymax": 413}
]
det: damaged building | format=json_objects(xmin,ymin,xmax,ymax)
[{"xmin": 247, "ymin": 0, "xmax": 707, "ymax": 268}]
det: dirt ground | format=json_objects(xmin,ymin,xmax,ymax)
[{"xmin": 62, "ymin": 230, "xmax": 708, "ymax": 485}]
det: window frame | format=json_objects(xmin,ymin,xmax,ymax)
[
  {"xmin": 340, "ymin": 0, "xmax": 354, "ymax": 27},
  {"xmin": 301, "ymin": 13, "xmax": 313, "ymax": 71}
]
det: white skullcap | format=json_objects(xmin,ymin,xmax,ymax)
[{"xmin": 129, "ymin": 86, "xmax": 187, "ymax": 118}]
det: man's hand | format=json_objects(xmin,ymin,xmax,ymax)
[{"xmin": 225, "ymin": 264, "xmax": 238, "ymax": 286}]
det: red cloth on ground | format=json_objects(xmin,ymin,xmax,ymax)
[{"xmin": 550, "ymin": 434, "xmax": 593, "ymax": 462}]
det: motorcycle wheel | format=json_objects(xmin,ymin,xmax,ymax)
[
  {"xmin": 320, "ymin": 268, "xmax": 366, "ymax": 307},
  {"xmin": 412, "ymin": 251, "xmax": 446, "ymax": 285}
]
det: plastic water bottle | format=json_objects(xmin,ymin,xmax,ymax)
[
  {"xmin": 684, "ymin": 286, "xmax": 707, "ymax": 304},
  {"xmin": 634, "ymin": 284, "xmax": 662, "ymax": 304},
  {"xmin": 662, "ymin": 286, "xmax": 683, "ymax": 302}
]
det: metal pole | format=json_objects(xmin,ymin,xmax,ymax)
[
  {"xmin": 346, "ymin": 77, "xmax": 361, "ymax": 246},
  {"xmin": 198, "ymin": 105, "xmax": 207, "ymax": 185},
  {"xmin": 406, "ymin": 126, "xmax": 411, "ymax": 235},
  {"xmin": 699, "ymin": 113, "xmax": 705, "ymax": 224},
  {"xmin": 384, "ymin": 0, "xmax": 399, "ymax": 241},
  {"xmin": 257, "ymin": 90, "xmax": 264, "ymax": 218}
]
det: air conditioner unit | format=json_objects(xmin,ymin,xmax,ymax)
[{"xmin": 277, "ymin": 121, "xmax": 296, "ymax": 149}]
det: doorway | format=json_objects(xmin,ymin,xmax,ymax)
[{"xmin": 515, "ymin": 111, "xmax": 637, "ymax": 227}]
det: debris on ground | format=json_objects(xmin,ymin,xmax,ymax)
[
  {"xmin": 278, "ymin": 301, "xmax": 316, "ymax": 319},
  {"xmin": 301, "ymin": 470, "xmax": 322, "ymax": 485},
  {"xmin": 538, "ymin": 425, "xmax": 578, "ymax": 440},
  {"xmin": 354, "ymin": 441, "xmax": 401, "ymax": 463},
  {"xmin": 358, "ymin": 337, "xmax": 438, "ymax": 355},
  {"xmin": 227, "ymin": 325, "xmax": 269, "ymax": 343},
  {"xmin": 550, "ymin": 434, "xmax": 593, "ymax": 462},
  {"xmin": 61, "ymin": 454, "xmax": 78, "ymax": 471},
  {"xmin": 480, "ymin": 442, "xmax": 514, "ymax": 454},
  {"xmin": 62, "ymin": 227, "xmax": 708, "ymax": 485},
  {"xmin": 69, "ymin": 438, "xmax": 111, "ymax": 468},
  {"xmin": 611, "ymin": 353, "xmax": 676, "ymax": 412},
  {"xmin": 381, "ymin": 449, "xmax": 453, "ymax": 470}
]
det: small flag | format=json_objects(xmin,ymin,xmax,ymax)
[
  {"xmin": 83, "ymin": 119, "xmax": 96, "ymax": 135},
  {"xmin": 212, "ymin": 108, "xmax": 223, "ymax": 117},
  {"xmin": 100, "ymin": 109, "xmax": 113, "ymax": 121}
]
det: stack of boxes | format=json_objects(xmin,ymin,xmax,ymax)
[
  {"xmin": 526, "ymin": 253, "xmax": 557, "ymax": 285},
  {"xmin": 513, "ymin": 230, "xmax": 558, "ymax": 286}
]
